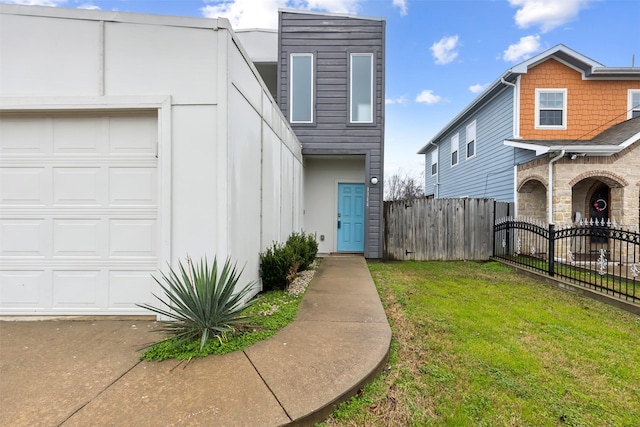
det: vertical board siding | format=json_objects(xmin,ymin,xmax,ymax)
[
  {"xmin": 384, "ymin": 198, "xmax": 514, "ymax": 261},
  {"xmin": 279, "ymin": 11, "xmax": 385, "ymax": 258}
]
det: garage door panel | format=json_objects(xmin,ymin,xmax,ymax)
[
  {"xmin": 52, "ymin": 219, "xmax": 103, "ymax": 257},
  {"xmin": 109, "ymin": 219, "xmax": 156, "ymax": 257},
  {"xmin": 53, "ymin": 167, "xmax": 105, "ymax": 205},
  {"xmin": 109, "ymin": 115, "xmax": 157, "ymax": 154},
  {"xmin": 109, "ymin": 167, "xmax": 156, "ymax": 205},
  {"xmin": 0, "ymin": 116, "xmax": 52, "ymax": 153},
  {"xmin": 108, "ymin": 270, "xmax": 155, "ymax": 309},
  {"xmin": 0, "ymin": 270, "xmax": 46, "ymax": 307},
  {"xmin": 0, "ymin": 167, "xmax": 49, "ymax": 205},
  {"xmin": 0, "ymin": 219, "xmax": 47, "ymax": 256},
  {"xmin": 53, "ymin": 116, "xmax": 107, "ymax": 153},
  {"xmin": 52, "ymin": 270, "xmax": 102, "ymax": 309}
]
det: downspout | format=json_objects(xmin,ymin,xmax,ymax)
[
  {"xmin": 502, "ymin": 77, "xmax": 520, "ymax": 216},
  {"xmin": 429, "ymin": 141, "xmax": 439, "ymax": 198},
  {"xmin": 500, "ymin": 77, "xmax": 520, "ymax": 138},
  {"xmin": 547, "ymin": 150, "xmax": 565, "ymax": 224}
]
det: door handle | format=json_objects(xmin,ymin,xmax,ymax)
[{"xmin": 337, "ymin": 220, "xmax": 341, "ymax": 229}]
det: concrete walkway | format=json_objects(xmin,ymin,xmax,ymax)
[{"xmin": 0, "ymin": 255, "xmax": 391, "ymax": 427}]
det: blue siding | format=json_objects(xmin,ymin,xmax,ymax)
[{"xmin": 424, "ymin": 87, "xmax": 535, "ymax": 202}]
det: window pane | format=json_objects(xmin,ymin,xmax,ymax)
[
  {"xmin": 451, "ymin": 151, "xmax": 458, "ymax": 165},
  {"xmin": 467, "ymin": 140, "xmax": 475, "ymax": 158},
  {"xmin": 540, "ymin": 92, "xmax": 563, "ymax": 108},
  {"xmin": 291, "ymin": 55, "xmax": 312, "ymax": 122},
  {"xmin": 351, "ymin": 54, "xmax": 373, "ymax": 122},
  {"xmin": 540, "ymin": 110, "xmax": 562, "ymax": 126},
  {"xmin": 633, "ymin": 93, "xmax": 640, "ymax": 111},
  {"xmin": 431, "ymin": 163, "xmax": 437, "ymax": 175}
]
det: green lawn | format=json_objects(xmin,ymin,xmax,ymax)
[{"xmin": 321, "ymin": 261, "xmax": 640, "ymax": 427}]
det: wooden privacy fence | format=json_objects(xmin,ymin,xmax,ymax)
[{"xmin": 384, "ymin": 198, "xmax": 514, "ymax": 261}]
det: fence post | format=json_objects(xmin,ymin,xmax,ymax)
[
  {"xmin": 504, "ymin": 203, "xmax": 511, "ymax": 256},
  {"xmin": 492, "ymin": 201, "xmax": 496, "ymax": 257},
  {"xmin": 548, "ymin": 224, "xmax": 555, "ymax": 277}
]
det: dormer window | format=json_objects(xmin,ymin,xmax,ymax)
[{"xmin": 535, "ymin": 89, "xmax": 567, "ymax": 129}]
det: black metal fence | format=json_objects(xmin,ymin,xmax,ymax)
[{"xmin": 494, "ymin": 217, "xmax": 640, "ymax": 304}]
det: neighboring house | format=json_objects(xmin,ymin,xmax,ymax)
[
  {"xmin": 0, "ymin": 5, "xmax": 385, "ymax": 316},
  {"xmin": 0, "ymin": 5, "xmax": 304, "ymax": 315},
  {"xmin": 418, "ymin": 44, "xmax": 640, "ymax": 227}
]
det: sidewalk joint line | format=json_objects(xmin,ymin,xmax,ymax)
[
  {"xmin": 243, "ymin": 350, "xmax": 293, "ymax": 423},
  {"xmin": 58, "ymin": 359, "xmax": 143, "ymax": 426}
]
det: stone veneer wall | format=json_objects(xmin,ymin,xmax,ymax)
[{"xmin": 516, "ymin": 143, "xmax": 640, "ymax": 226}]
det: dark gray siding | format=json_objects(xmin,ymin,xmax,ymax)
[
  {"xmin": 278, "ymin": 11, "xmax": 385, "ymax": 258},
  {"xmin": 424, "ymin": 87, "xmax": 536, "ymax": 202}
]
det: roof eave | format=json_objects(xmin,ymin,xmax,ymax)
[
  {"xmin": 504, "ymin": 140, "xmax": 624, "ymax": 156},
  {"xmin": 417, "ymin": 72, "xmax": 514, "ymax": 154}
]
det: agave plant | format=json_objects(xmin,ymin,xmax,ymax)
[{"xmin": 138, "ymin": 256, "xmax": 255, "ymax": 350}]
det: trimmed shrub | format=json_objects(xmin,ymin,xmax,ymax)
[
  {"xmin": 259, "ymin": 242, "xmax": 297, "ymax": 291},
  {"xmin": 286, "ymin": 231, "xmax": 318, "ymax": 271}
]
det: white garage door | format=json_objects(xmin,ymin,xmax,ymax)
[{"xmin": 0, "ymin": 112, "xmax": 159, "ymax": 315}]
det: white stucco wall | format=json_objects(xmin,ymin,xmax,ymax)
[
  {"xmin": 0, "ymin": 5, "xmax": 303, "ymax": 310},
  {"xmin": 235, "ymin": 29, "xmax": 278, "ymax": 63},
  {"xmin": 303, "ymin": 157, "xmax": 365, "ymax": 253}
]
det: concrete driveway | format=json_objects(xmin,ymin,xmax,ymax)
[
  {"xmin": 0, "ymin": 256, "xmax": 391, "ymax": 427},
  {"xmin": 0, "ymin": 320, "xmax": 159, "ymax": 426}
]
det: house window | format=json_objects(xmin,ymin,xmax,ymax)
[
  {"xmin": 629, "ymin": 90, "xmax": 640, "ymax": 119},
  {"xmin": 350, "ymin": 53, "xmax": 374, "ymax": 123},
  {"xmin": 451, "ymin": 133, "xmax": 459, "ymax": 166},
  {"xmin": 431, "ymin": 147, "xmax": 438, "ymax": 176},
  {"xmin": 535, "ymin": 89, "xmax": 567, "ymax": 129},
  {"xmin": 290, "ymin": 53, "xmax": 313, "ymax": 123},
  {"xmin": 466, "ymin": 121, "xmax": 476, "ymax": 159}
]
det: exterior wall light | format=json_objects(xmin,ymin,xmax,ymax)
[{"xmin": 370, "ymin": 177, "xmax": 378, "ymax": 185}]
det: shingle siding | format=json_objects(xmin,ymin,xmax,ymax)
[
  {"xmin": 425, "ymin": 87, "xmax": 536, "ymax": 202},
  {"xmin": 279, "ymin": 10, "xmax": 385, "ymax": 258}
]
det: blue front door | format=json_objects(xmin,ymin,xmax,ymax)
[{"xmin": 337, "ymin": 183, "xmax": 365, "ymax": 252}]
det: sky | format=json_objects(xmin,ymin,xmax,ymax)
[{"xmin": 4, "ymin": 0, "xmax": 639, "ymax": 178}]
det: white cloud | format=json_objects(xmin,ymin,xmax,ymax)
[
  {"xmin": 430, "ymin": 35, "xmax": 459, "ymax": 65},
  {"xmin": 78, "ymin": 3, "xmax": 100, "ymax": 9},
  {"xmin": 393, "ymin": 0, "xmax": 407, "ymax": 16},
  {"xmin": 202, "ymin": 0, "xmax": 362, "ymax": 29},
  {"xmin": 469, "ymin": 83, "xmax": 488, "ymax": 94},
  {"xmin": 503, "ymin": 35, "xmax": 541, "ymax": 62},
  {"xmin": 509, "ymin": 0, "xmax": 591, "ymax": 33},
  {"xmin": 2, "ymin": 0, "xmax": 67, "ymax": 5},
  {"xmin": 305, "ymin": 0, "xmax": 361, "ymax": 14},
  {"xmin": 385, "ymin": 95, "xmax": 408, "ymax": 105},
  {"xmin": 415, "ymin": 90, "xmax": 442, "ymax": 105}
]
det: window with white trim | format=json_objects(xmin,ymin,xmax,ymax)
[
  {"xmin": 535, "ymin": 89, "xmax": 567, "ymax": 129},
  {"xmin": 629, "ymin": 90, "xmax": 640, "ymax": 119},
  {"xmin": 350, "ymin": 53, "xmax": 374, "ymax": 123},
  {"xmin": 466, "ymin": 121, "xmax": 476, "ymax": 159},
  {"xmin": 431, "ymin": 147, "xmax": 438, "ymax": 176},
  {"xmin": 290, "ymin": 53, "xmax": 313, "ymax": 123},
  {"xmin": 451, "ymin": 133, "xmax": 459, "ymax": 166}
]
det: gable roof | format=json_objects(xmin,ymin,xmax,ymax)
[
  {"xmin": 418, "ymin": 44, "xmax": 640, "ymax": 154},
  {"xmin": 504, "ymin": 116, "xmax": 640, "ymax": 156}
]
